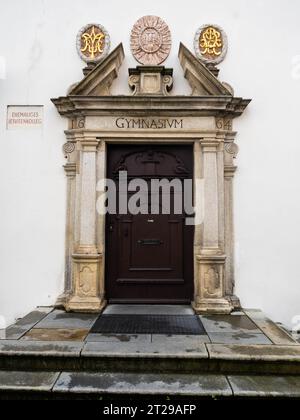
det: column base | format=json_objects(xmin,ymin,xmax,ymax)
[
  {"xmin": 65, "ymin": 253, "xmax": 106, "ymax": 313},
  {"xmin": 192, "ymin": 297, "xmax": 234, "ymax": 315},
  {"xmin": 229, "ymin": 294, "xmax": 241, "ymax": 310},
  {"xmin": 65, "ymin": 296, "xmax": 107, "ymax": 313},
  {"xmin": 55, "ymin": 292, "xmax": 71, "ymax": 308}
]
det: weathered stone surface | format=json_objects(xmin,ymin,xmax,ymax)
[
  {"xmin": 2, "ymin": 308, "xmax": 53, "ymax": 340},
  {"xmin": 54, "ymin": 372, "xmax": 231, "ymax": 396},
  {"xmin": 86, "ymin": 334, "xmax": 151, "ymax": 343},
  {"xmin": 207, "ymin": 332, "xmax": 272, "ymax": 345},
  {"xmin": 22, "ymin": 329, "xmax": 89, "ymax": 342},
  {"xmin": 82, "ymin": 341, "xmax": 208, "ymax": 358},
  {"xmin": 207, "ymin": 344, "xmax": 300, "ymax": 361},
  {"xmin": 34, "ymin": 310, "xmax": 98, "ymax": 330},
  {"xmin": 151, "ymin": 334, "xmax": 210, "ymax": 344},
  {"xmin": 103, "ymin": 305, "xmax": 194, "ymax": 316},
  {"xmin": 228, "ymin": 375, "xmax": 300, "ymax": 398},
  {"xmin": 0, "ymin": 371, "xmax": 59, "ymax": 392},
  {"xmin": 0, "ymin": 340, "xmax": 83, "ymax": 357},
  {"xmin": 200, "ymin": 315, "xmax": 260, "ymax": 333},
  {"xmin": 244, "ymin": 310, "xmax": 299, "ymax": 345}
]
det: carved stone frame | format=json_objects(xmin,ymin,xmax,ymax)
[{"xmin": 52, "ymin": 43, "xmax": 250, "ymax": 314}]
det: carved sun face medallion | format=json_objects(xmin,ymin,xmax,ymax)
[
  {"xmin": 76, "ymin": 23, "xmax": 110, "ymax": 63},
  {"xmin": 131, "ymin": 16, "xmax": 172, "ymax": 65},
  {"xmin": 194, "ymin": 24, "xmax": 227, "ymax": 65}
]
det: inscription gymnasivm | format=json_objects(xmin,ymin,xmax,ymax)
[{"xmin": 115, "ymin": 118, "xmax": 183, "ymax": 129}]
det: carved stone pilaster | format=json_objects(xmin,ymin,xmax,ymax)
[
  {"xmin": 193, "ymin": 137, "xmax": 233, "ymax": 314},
  {"xmin": 56, "ymin": 158, "xmax": 76, "ymax": 307},
  {"xmin": 224, "ymin": 134, "xmax": 240, "ymax": 307},
  {"xmin": 66, "ymin": 137, "xmax": 106, "ymax": 313},
  {"xmin": 201, "ymin": 138, "xmax": 220, "ymax": 250}
]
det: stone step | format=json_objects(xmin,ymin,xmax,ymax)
[
  {"xmin": 1, "ymin": 371, "xmax": 300, "ymax": 400},
  {"xmin": 1, "ymin": 340, "xmax": 300, "ymax": 375}
]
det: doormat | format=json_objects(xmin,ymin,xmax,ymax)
[{"xmin": 90, "ymin": 315, "xmax": 206, "ymax": 335}]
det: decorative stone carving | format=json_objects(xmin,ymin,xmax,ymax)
[
  {"xmin": 128, "ymin": 66, "xmax": 173, "ymax": 95},
  {"xmin": 63, "ymin": 142, "xmax": 75, "ymax": 157},
  {"xmin": 66, "ymin": 254, "xmax": 106, "ymax": 312},
  {"xmin": 130, "ymin": 16, "xmax": 171, "ymax": 65},
  {"xmin": 193, "ymin": 254, "xmax": 233, "ymax": 314},
  {"xmin": 204, "ymin": 267, "xmax": 220, "ymax": 296},
  {"xmin": 194, "ymin": 24, "xmax": 228, "ymax": 65},
  {"xmin": 76, "ymin": 23, "xmax": 110, "ymax": 63},
  {"xmin": 225, "ymin": 142, "xmax": 239, "ymax": 158}
]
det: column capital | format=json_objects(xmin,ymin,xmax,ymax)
[
  {"xmin": 224, "ymin": 165, "xmax": 237, "ymax": 178},
  {"xmin": 200, "ymin": 137, "xmax": 220, "ymax": 152},
  {"xmin": 64, "ymin": 163, "xmax": 76, "ymax": 178},
  {"xmin": 81, "ymin": 136, "xmax": 100, "ymax": 151}
]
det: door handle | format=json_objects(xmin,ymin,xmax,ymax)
[{"xmin": 137, "ymin": 239, "xmax": 163, "ymax": 246}]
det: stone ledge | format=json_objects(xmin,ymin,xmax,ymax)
[
  {"xmin": 53, "ymin": 371, "xmax": 231, "ymax": 397},
  {"xmin": 0, "ymin": 371, "xmax": 59, "ymax": 392},
  {"xmin": 0, "ymin": 340, "xmax": 83, "ymax": 357},
  {"xmin": 207, "ymin": 344, "xmax": 300, "ymax": 362},
  {"xmin": 81, "ymin": 341, "xmax": 209, "ymax": 359},
  {"xmin": 228, "ymin": 375, "xmax": 300, "ymax": 398}
]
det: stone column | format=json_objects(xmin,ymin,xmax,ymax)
[
  {"xmin": 193, "ymin": 138, "xmax": 233, "ymax": 314},
  {"xmin": 66, "ymin": 137, "xmax": 106, "ymax": 312}
]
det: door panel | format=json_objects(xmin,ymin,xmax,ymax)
[{"xmin": 105, "ymin": 145, "xmax": 194, "ymax": 303}]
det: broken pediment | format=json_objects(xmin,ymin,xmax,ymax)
[
  {"xmin": 178, "ymin": 43, "xmax": 232, "ymax": 96},
  {"xmin": 68, "ymin": 43, "xmax": 125, "ymax": 96}
]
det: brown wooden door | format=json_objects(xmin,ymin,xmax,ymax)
[{"xmin": 105, "ymin": 145, "xmax": 194, "ymax": 303}]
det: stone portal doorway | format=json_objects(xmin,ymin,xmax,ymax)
[
  {"xmin": 52, "ymin": 43, "xmax": 250, "ymax": 314},
  {"xmin": 105, "ymin": 144, "xmax": 194, "ymax": 303}
]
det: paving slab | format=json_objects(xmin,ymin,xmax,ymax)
[
  {"xmin": 244, "ymin": 310, "xmax": 299, "ymax": 345},
  {"xmin": 200, "ymin": 315, "xmax": 261, "ymax": 334},
  {"xmin": 82, "ymin": 341, "xmax": 208, "ymax": 358},
  {"xmin": 0, "ymin": 371, "xmax": 59, "ymax": 392},
  {"xmin": 0, "ymin": 340, "xmax": 83, "ymax": 357},
  {"xmin": 34, "ymin": 309, "xmax": 98, "ymax": 330},
  {"xmin": 208, "ymin": 332, "xmax": 272, "ymax": 345},
  {"xmin": 228, "ymin": 375, "xmax": 300, "ymax": 398},
  {"xmin": 207, "ymin": 344, "xmax": 300, "ymax": 361},
  {"xmin": 2, "ymin": 307, "xmax": 53, "ymax": 340},
  {"xmin": 86, "ymin": 334, "xmax": 151, "ymax": 343},
  {"xmin": 103, "ymin": 305, "xmax": 195, "ymax": 316},
  {"xmin": 151, "ymin": 334, "xmax": 210, "ymax": 344},
  {"xmin": 21, "ymin": 328, "xmax": 89, "ymax": 342},
  {"xmin": 54, "ymin": 372, "xmax": 231, "ymax": 396}
]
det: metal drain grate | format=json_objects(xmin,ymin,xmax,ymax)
[{"xmin": 90, "ymin": 314, "xmax": 205, "ymax": 335}]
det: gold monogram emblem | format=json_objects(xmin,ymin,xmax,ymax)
[
  {"xmin": 199, "ymin": 27, "xmax": 222, "ymax": 58},
  {"xmin": 80, "ymin": 25, "xmax": 105, "ymax": 60}
]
